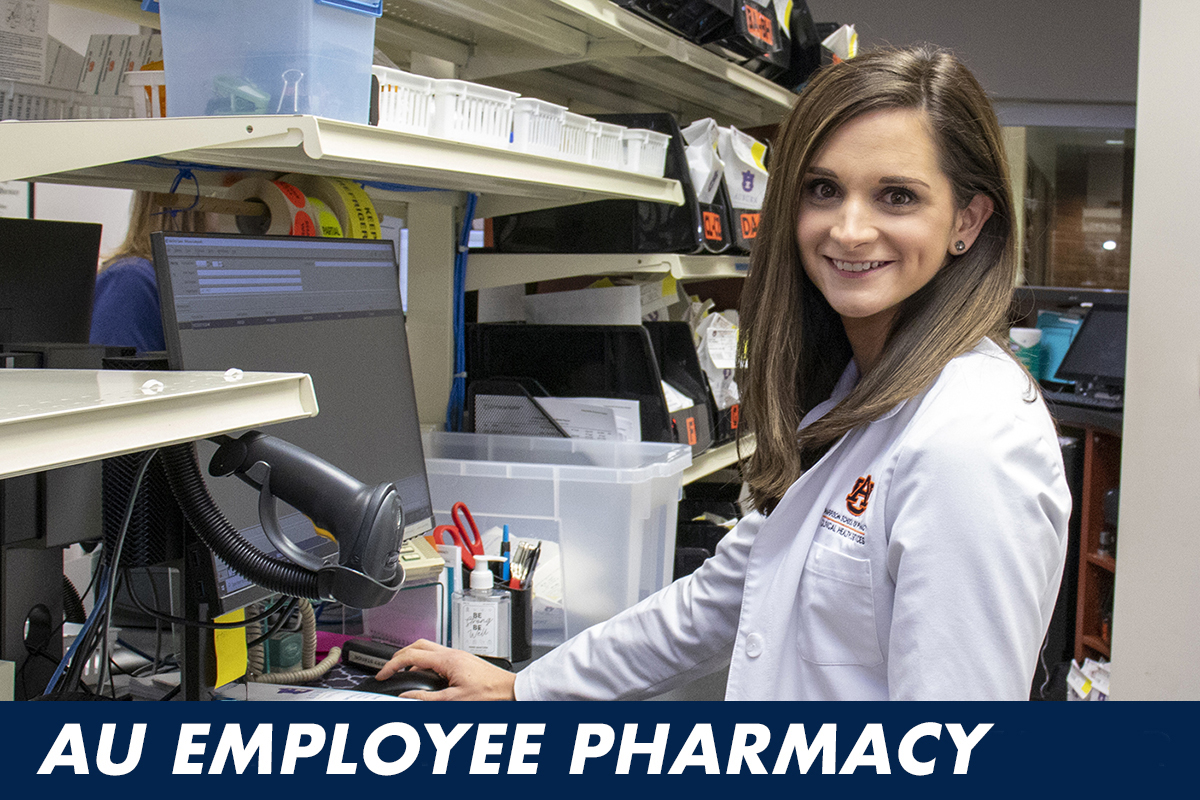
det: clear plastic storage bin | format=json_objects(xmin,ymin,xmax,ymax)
[
  {"xmin": 158, "ymin": 0, "xmax": 380, "ymax": 124},
  {"xmin": 422, "ymin": 431, "xmax": 691, "ymax": 644},
  {"xmin": 372, "ymin": 65, "xmax": 434, "ymax": 134},
  {"xmin": 622, "ymin": 127, "xmax": 671, "ymax": 177},
  {"xmin": 429, "ymin": 79, "xmax": 518, "ymax": 148},
  {"xmin": 511, "ymin": 97, "xmax": 567, "ymax": 157},
  {"xmin": 590, "ymin": 120, "xmax": 627, "ymax": 169}
]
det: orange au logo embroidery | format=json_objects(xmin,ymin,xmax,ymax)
[{"xmin": 846, "ymin": 475, "xmax": 875, "ymax": 516}]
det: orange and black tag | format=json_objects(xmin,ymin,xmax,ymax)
[
  {"xmin": 685, "ymin": 417, "xmax": 698, "ymax": 446},
  {"xmin": 729, "ymin": 404, "xmax": 740, "ymax": 430},
  {"xmin": 702, "ymin": 210, "xmax": 723, "ymax": 241},
  {"xmin": 739, "ymin": 212, "xmax": 760, "ymax": 240},
  {"xmin": 744, "ymin": 4, "xmax": 774, "ymax": 47}
]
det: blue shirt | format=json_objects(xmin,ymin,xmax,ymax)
[{"xmin": 89, "ymin": 256, "xmax": 165, "ymax": 353}]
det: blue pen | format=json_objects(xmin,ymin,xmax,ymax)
[{"xmin": 501, "ymin": 524, "xmax": 510, "ymax": 581}]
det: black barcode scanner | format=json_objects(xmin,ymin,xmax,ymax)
[{"xmin": 209, "ymin": 431, "xmax": 406, "ymax": 609}]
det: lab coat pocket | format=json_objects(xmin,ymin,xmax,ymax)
[{"xmin": 795, "ymin": 542, "xmax": 884, "ymax": 666}]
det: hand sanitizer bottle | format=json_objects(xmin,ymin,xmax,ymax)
[{"xmin": 452, "ymin": 555, "xmax": 511, "ymax": 659}]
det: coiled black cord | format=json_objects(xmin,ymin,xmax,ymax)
[{"xmin": 159, "ymin": 442, "xmax": 320, "ymax": 599}]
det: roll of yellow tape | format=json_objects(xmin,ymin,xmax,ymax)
[
  {"xmin": 279, "ymin": 174, "xmax": 381, "ymax": 239},
  {"xmin": 221, "ymin": 177, "xmax": 318, "ymax": 237},
  {"xmin": 306, "ymin": 196, "xmax": 344, "ymax": 238}
]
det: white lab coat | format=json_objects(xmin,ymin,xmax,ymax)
[{"xmin": 514, "ymin": 338, "xmax": 1071, "ymax": 700}]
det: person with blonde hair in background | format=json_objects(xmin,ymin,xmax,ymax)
[
  {"xmin": 89, "ymin": 191, "xmax": 209, "ymax": 352},
  {"xmin": 379, "ymin": 45, "xmax": 1071, "ymax": 701}
]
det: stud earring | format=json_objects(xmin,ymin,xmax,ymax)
[{"xmin": 954, "ymin": 240, "xmax": 966, "ymax": 253}]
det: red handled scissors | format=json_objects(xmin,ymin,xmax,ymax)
[{"xmin": 431, "ymin": 501, "xmax": 485, "ymax": 570}]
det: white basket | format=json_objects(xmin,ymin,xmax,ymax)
[
  {"xmin": 430, "ymin": 79, "xmax": 518, "ymax": 148},
  {"xmin": 560, "ymin": 111, "xmax": 595, "ymax": 164},
  {"xmin": 1, "ymin": 79, "xmax": 75, "ymax": 120},
  {"xmin": 589, "ymin": 120, "xmax": 626, "ymax": 169},
  {"xmin": 121, "ymin": 70, "xmax": 167, "ymax": 118},
  {"xmin": 622, "ymin": 127, "xmax": 671, "ymax": 177},
  {"xmin": 511, "ymin": 97, "xmax": 566, "ymax": 156},
  {"xmin": 372, "ymin": 65, "xmax": 434, "ymax": 135}
]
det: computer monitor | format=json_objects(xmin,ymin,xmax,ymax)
[
  {"xmin": 151, "ymin": 231, "xmax": 435, "ymax": 612},
  {"xmin": 0, "ymin": 217, "xmax": 100, "ymax": 344},
  {"xmin": 1053, "ymin": 304, "xmax": 1128, "ymax": 393}
]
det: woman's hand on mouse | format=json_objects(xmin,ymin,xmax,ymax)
[{"xmin": 377, "ymin": 639, "xmax": 517, "ymax": 701}]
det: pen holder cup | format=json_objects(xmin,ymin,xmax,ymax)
[{"xmin": 506, "ymin": 585, "xmax": 533, "ymax": 663}]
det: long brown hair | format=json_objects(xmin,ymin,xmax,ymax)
[
  {"xmin": 101, "ymin": 191, "xmax": 209, "ymax": 268},
  {"xmin": 738, "ymin": 46, "xmax": 1017, "ymax": 513}
]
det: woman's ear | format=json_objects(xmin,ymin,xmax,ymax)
[{"xmin": 948, "ymin": 194, "xmax": 995, "ymax": 256}]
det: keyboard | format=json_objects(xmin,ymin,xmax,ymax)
[{"xmin": 1042, "ymin": 389, "xmax": 1123, "ymax": 411}]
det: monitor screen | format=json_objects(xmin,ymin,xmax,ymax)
[
  {"xmin": 1053, "ymin": 305, "xmax": 1127, "ymax": 386},
  {"xmin": 152, "ymin": 232, "xmax": 434, "ymax": 611},
  {"xmin": 0, "ymin": 217, "xmax": 100, "ymax": 344}
]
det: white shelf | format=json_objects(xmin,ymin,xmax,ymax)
[
  {"xmin": 466, "ymin": 252, "xmax": 750, "ymax": 290},
  {"xmin": 683, "ymin": 435, "xmax": 753, "ymax": 485},
  {"xmin": 0, "ymin": 369, "xmax": 318, "ymax": 480},
  {"xmin": 0, "ymin": 115, "xmax": 683, "ymax": 217}
]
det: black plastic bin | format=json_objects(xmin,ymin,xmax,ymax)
[{"xmin": 490, "ymin": 112, "xmax": 733, "ymax": 255}]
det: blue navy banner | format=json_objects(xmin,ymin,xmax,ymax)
[{"xmin": 5, "ymin": 702, "xmax": 1186, "ymax": 794}]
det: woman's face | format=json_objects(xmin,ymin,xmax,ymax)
[{"xmin": 795, "ymin": 108, "xmax": 987, "ymax": 356}]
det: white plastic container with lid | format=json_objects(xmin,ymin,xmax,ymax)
[
  {"xmin": 158, "ymin": 0, "xmax": 381, "ymax": 124},
  {"xmin": 429, "ymin": 79, "xmax": 518, "ymax": 148},
  {"xmin": 423, "ymin": 431, "xmax": 691, "ymax": 646},
  {"xmin": 511, "ymin": 97, "xmax": 567, "ymax": 157}
]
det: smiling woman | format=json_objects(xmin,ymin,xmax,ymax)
[
  {"xmin": 377, "ymin": 47, "xmax": 1071, "ymax": 702},
  {"xmin": 795, "ymin": 108, "xmax": 995, "ymax": 373}
]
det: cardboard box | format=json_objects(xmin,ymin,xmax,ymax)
[
  {"xmin": 77, "ymin": 34, "xmax": 110, "ymax": 94},
  {"xmin": 47, "ymin": 37, "xmax": 85, "ymax": 90},
  {"xmin": 95, "ymin": 34, "xmax": 130, "ymax": 96}
]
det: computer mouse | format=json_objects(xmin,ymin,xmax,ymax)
[{"xmin": 355, "ymin": 668, "xmax": 449, "ymax": 696}]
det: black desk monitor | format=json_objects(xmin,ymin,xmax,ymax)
[
  {"xmin": 0, "ymin": 217, "xmax": 101, "ymax": 343},
  {"xmin": 1053, "ymin": 304, "xmax": 1128, "ymax": 394},
  {"xmin": 151, "ymin": 231, "xmax": 434, "ymax": 613}
]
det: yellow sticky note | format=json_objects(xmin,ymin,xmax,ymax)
[{"xmin": 212, "ymin": 608, "xmax": 248, "ymax": 689}]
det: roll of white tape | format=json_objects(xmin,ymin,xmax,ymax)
[
  {"xmin": 280, "ymin": 173, "xmax": 381, "ymax": 239},
  {"xmin": 222, "ymin": 177, "xmax": 318, "ymax": 237}
]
